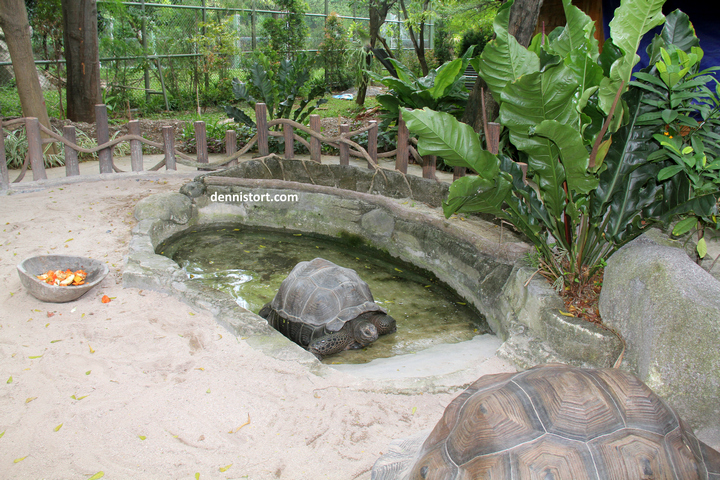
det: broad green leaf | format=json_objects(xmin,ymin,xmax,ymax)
[
  {"xmin": 387, "ymin": 58, "xmax": 417, "ymax": 85},
  {"xmin": 428, "ymin": 59, "xmax": 462, "ymax": 100},
  {"xmin": 609, "ymin": 0, "xmax": 665, "ymax": 63},
  {"xmin": 472, "ymin": 0, "xmax": 540, "ymax": 102},
  {"xmin": 672, "ymin": 216, "xmax": 698, "ymax": 235},
  {"xmin": 403, "ymin": 108, "xmax": 499, "ymax": 178},
  {"xmin": 566, "ymin": 52, "xmax": 604, "ymax": 101},
  {"xmin": 550, "ymin": 0, "xmax": 599, "ymax": 61},
  {"xmin": 443, "ymin": 174, "xmax": 513, "ymax": 219},
  {"xmin": 499, "ymin": 66, "xmax": 580, "ymax": 218},
  {"xmin": 660, "ymin": 10, "xmax": 699, "ymax": 56},
  {"xmin": 533, "ymin": 120, "xmax": 598, "ymax": 195},
  {"xmin": 593, "ymin": 88, "xmax": 663, "ymax": 243},
  {"xmin": 697, "ymin": 237, "xmax": 708, "ymax": 258}
]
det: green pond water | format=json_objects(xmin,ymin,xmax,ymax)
[{"xmin": 158, "ymin": 225, "xmax": 490, "ymax": 364}]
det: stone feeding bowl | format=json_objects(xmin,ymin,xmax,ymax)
[{"xmin": 17, "ymin": 255, "xmax": 109, "ymax": 303}]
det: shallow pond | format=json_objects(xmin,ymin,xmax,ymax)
[{"xmin": 158, "ymin": 225, "xmax": 490, "ymax": 364}]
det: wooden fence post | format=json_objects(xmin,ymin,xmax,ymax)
[
  {"xmin": 339, "ymin": 124, "xmax": 350, "ymax": 166},
  {"xmin": 194, "ymin": 121, "xmax": 208, "ymax": 169},
  {"xmin": 25, "ymin": 117, "xmax": 47, "ymax": 181},
  {"xmin": 128, "ymin": 120, "xmax": 143, "ymax": 172},
  {"xmin": 95, "ymin": 104, "xmax": 113, "ymax": 174},
  {"xmin": 63, "ymin": 126, "xmax": 80, "ymax": 176},
  {"xmin": 0, "ymin": 119, "xmax": 8, "ymax": 189},
  {"xmin": 255, "ymin": 103, "xmax": 269, "ymax": 156},
  {"xmin": 487, "ymin": 122, "xmax": 501, "ymax": 155},
  {"xmin": 309, "ymin": 114, "xmax": 321, "ymax": 163},
  {"xmin": 283, "ymin": 123, "xmax": 294, "ymax": 159},
  {"xmin": 162, "ymin": 126, "xmax": 176, "ymax": 170},
  {"xmin": 225, "ymin": 130, "xmax": 238, "ymax": 167},
  {"xmin": 395, "ymin": 112, "xmax": 408, "ymax": 174},
  {"xmin": 368, "ymin": 120, "xmax": 378, "ymax": 169},
  {"xmin": 422, "ymin": 155, "xmax": 436, "ymax": 179}
]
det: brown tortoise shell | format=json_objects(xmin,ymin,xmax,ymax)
[{"xmin": 376, "ymin": 364, "xmax": 720, "ymax": 480}]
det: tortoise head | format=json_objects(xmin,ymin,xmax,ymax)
[{"xmin": 350, "ymin": 317, "xmax": 379, "ymax": 346}]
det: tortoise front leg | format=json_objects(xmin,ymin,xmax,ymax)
[{"xmin": 308, "ymin": 330, "xmax": 354, "ymax": 359}]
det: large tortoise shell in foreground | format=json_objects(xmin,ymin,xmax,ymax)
[{"xmin": 372, "ymin": 364, "xmax": 720, "ymax": 480}]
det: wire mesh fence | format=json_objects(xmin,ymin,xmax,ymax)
[{"xmin": 0, "ymin": 0, "xmax": 433, "ymax": 119}]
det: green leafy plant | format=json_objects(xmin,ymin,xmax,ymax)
[
  {"xmin": 224, "ymin": 53, "xmax": 328, "ymax": 129},
  {"xmin": 319, "ymin": 13, "xmax": 352, "ymax": 90},
  {"xmin": 370, "ymin": 49, "xmax": 475, "ymax": 123},
  {"xmin": 261, "ymin": 0, "xmax": 309, "ymax": 63},
  {"xmin": 631, "ymin": 16, "xmax": 720, "ymax": 259},
  {"xmin": 404, "ymin": 0, "xmax": 675, "ymax": 292}
]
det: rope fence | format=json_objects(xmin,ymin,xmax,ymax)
[{"xmin": 2, "ymin": 103, "xmax": 486, "ymax": 190}]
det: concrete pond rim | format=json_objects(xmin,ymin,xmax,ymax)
[{"xmin": 122, "ymin": 158, "xmax": 624, "ymax": 393}]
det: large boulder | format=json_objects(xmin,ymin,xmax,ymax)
[{"xmin": 599, "ymin": 233, "xmax": 720, "ymax": 446}]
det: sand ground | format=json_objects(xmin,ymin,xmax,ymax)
[{"xmin": 1, "ymin": 160, "xmax": 514, "ymax": 480}]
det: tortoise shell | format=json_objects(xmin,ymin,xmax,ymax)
[
  {"xmin": 372, "ymin": 364, "xmax": 720, "ymax": 480},
  {"xmin": 265, "ymin": 257, "xmax": 386, "ymax": 332}
]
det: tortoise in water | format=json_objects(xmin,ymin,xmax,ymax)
[
  {"xmin": 372, "ymin": 363, "xmax": 720, "ymax": 480},
  {"xmin": 258, "ymin": 258, "xmax": 396, "ymax": 358}
]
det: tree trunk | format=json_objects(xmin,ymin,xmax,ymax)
[
  {"xmin": 462, "ymin": 0, "xmax": 544, "ymax": 131},
  {"xmin": 62, "ymin": 0, "xmax": 101, "ymax": 123},
  {"xmin": 0, "ymin": 0, "xmax": 57, "ymax": 153},
  {"xmin": 399, "ymin": 0, "xmax": 429, "ymax": 76},
  {"xmin": 356, "ymin": 0, "xmax": 397, "ymax": 106}
]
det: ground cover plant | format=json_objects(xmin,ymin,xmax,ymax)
[{"xmin": 403, "ymin": 0, "xmax": 720, "ymax": 313}]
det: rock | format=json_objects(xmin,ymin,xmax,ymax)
[
  {"xmin": 134, "ymin": 192, "xmax": 192, "ymax": 224},
  {"xmin": 599, "ymin": 233, "xmax": 720, "ymax": 442}
]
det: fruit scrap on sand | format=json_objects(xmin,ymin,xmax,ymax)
[{"xmin": 36, "ymin": 269, "xmax": 87, "ymax": 286}]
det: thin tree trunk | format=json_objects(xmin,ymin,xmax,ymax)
[
  {"xmin": 399, "ymin": 0, "xmax": 429, "ymax": 76},
  {"xmin": 0, "ymin": 0, "xmax": 57, "ymax": 153},
  {"xmin": 62, "ymin": 0, "xmax": 101, "ymax": 123},
  {"xmin": 462, "ymin": 0, "xmax": 544, "ymax": 131},
  {"xmin": 357, "ymin": 0, "xmax": 397, "ymax": 106}
]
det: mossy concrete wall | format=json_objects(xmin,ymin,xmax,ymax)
[{"xmin": 123, "ymin": 158, "xmax": 625, "ymax": 381}]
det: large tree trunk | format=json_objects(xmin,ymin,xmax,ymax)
[
  {"xmin": 462, "ymin": 0, "xmax": 544, "ymax": 132},
  {"xmin": 0, "ymin": 0, "xmax": 57, "ymax": 152},
  {"xmin": 62, "ymin": 0, "xmax": 101, "ymax": 123}
]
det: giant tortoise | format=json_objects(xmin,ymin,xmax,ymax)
[
  {"xmin": 372, "ymin": 363, "xmax": 720, "ymax": 479},
  {"xmin": 259, "ymin": 258, "xmax": 396, "ymax": 358}
]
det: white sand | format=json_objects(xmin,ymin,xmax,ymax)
[{"xmin": 1, "ymin": 170, "xmax": 514, "ymax": 479}]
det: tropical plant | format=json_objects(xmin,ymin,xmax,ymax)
[
  {"xmin": 224, "ymin": 53, "xmax": 328, "ymax": 128},
  {"xmin": 631, "ymin": 16, "xmax": 720, "ymax": 259},
  {"xmin": 370, "ymin": 49, "xmax": 476, "ymax": 124},
  {"xmin": 404, "ymin": 0, "xmax": 676, "ymax": 292}
]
